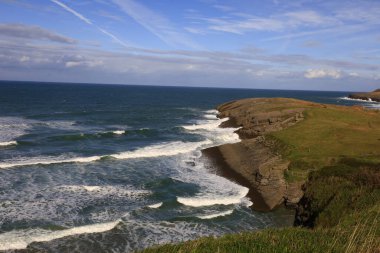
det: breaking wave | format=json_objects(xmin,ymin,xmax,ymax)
[
  {"xmin": 196, "ymin": 210, "xmax": 234, "ymax": 220},
  {"xmin": 0, "ymin": 141, "xmax": 17, "ymax": 147},
  {"xmin": 0, "ymin": 220, "xmax": 121, "ymax": 251},
  {"xmin": 0, "ymin": 140, "xmax": 212, "ymax": 169},
  {"xmin": 177, "ymin": 187, "xmax": 249, "ymax": 207}
]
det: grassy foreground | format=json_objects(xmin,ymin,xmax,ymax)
[{"xmin": 142, "ymin": 101, "xmax": 380, "ymax": 253}]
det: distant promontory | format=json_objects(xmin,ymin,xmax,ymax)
[{"xmin": 349, "ymin": 89, "xmax": 380, "ymax": 102}]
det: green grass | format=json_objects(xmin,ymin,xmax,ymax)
[
  {"xmin": 298, "ymin": 161, "xmax": 380, "ymax": 228},
  {"xmin": 270, "ymin": 107, "xmax": 380, "ymax": 181},
  {"xmin": 141, "ymin": 102, "xmax": 380, "ymax": 253},
  {"xmin": 141, "ymin": 209, "xmax": 379, "ymax": 253}
]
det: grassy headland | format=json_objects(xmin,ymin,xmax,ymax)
[{"xmin": 142, "ymin": 98, "xmax": 380, "ymax": 253}]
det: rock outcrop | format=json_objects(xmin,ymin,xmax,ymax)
[{"xmin": 204, "ymin": 98, "xmax": 313, "ymax": 211}]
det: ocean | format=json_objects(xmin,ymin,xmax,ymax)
[{"xmin": 0, "ymin": 81, "xmax": 377, "ymax": 252}]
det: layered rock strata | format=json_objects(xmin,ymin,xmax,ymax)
[{"xmin": 203, "ymin": 98, "xmax": 312, "ymax": 211}]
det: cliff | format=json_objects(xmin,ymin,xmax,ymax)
[{"xmin": 203, "ymin": 98, "xmax": 313, "ymax": 210}]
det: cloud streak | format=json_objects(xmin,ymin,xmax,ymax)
[
  {"xmin": 187, "ymin": 10, "xmax": 337, "ymax": 35},
  {"xmin": 0, "ymin": 23, "xmax": 76, "ymax": 44},
  {"xmin": 50, "ymin": 0, "xmax": 131, "ymax": 48},
  {"xmin": 51, "ymin": 0, "xmax": 92, "ymax": 25},
  {"xmin": 112, "ymin": 0, "xmax": 199, "ymax": 49}
]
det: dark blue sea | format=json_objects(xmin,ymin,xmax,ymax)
[{"xmin": 0, "ymin": 81, "xmax": 377, "ymax": 252}]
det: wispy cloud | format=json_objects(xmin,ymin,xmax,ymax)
[
  {"xmin": 0, "ymin": 23, "xmax": 76, "ymax": 44},
  {"xmin": 213, "ymin": 4, "xmax": 234, "ymax": 12},
  {"xmin": 304, "ymin": 69, "xmax": 342, "ymax": 79},
  {"xmin": 186, "ymin": 10, "xmax": 337, "ymax": 35},
  {"xmin": 97, "ymin": 28, "xmax": 129, "ymax": 48},
  {"xmin": 50, "ymin": 0, "xmax": 131, "ymax": 48},
  {"xmin": 51, "ymin": 0, "xmax": 92, "ymax": 25},
  {"xmin": 112, "ymin": 0, "xmax": 199, "ymax": 49},
  {"xmin": 301, "ymin": 40, "xmax": 322, "ymax": 48}
]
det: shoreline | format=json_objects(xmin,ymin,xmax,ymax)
[{"xmin": 201, "ymin": 146, "xmax": 272, "ymax": 212}]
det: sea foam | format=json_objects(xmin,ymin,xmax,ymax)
[
  {"xmin": 339, "ymin": 97, "xmax": 379, "ymax": 103},
  {"xmin": 113, "ymin": 140, "xmax": 212, "ymax": 160},
  {"xmin": 112, "ymin": 130, "xmax": 125, "ymax": 135},
  {"xmin": 0, "ymin": 220, "xmax": 120, "ymax": 250},
  {"xmin": 147, "ymin": 202, "xmax": 163, "ymax": 209},
  {"xmin": 182, "ymin": 115, "xmax": 240, "ymax": 147},
  {"xmin": 0, "ymin": 140, "xmax": 212, "ymax": 169},
  {"xmin": 0, "ymin": 141, "xmax": 17, "ymax": 147},
  {"xmin": 177, "ymin": 187, "xmax": 249, "ymax": 207},
  {"xmin": 196, "ymin": 210, "xmax": 234, "ymax": 220}
]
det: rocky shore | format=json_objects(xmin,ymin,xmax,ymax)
[
  {"xmin": 348, "ymin": 89, "xmax": 380, "ymax": 102},
  {"xmin": 202, "ymin": 98, "xmax": 315, "ymax": 211}
]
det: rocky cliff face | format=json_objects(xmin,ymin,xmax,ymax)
[{"xmin": 208, "ymin": 98, "xmax": 313, "ymax": 210}]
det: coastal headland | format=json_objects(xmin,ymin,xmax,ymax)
[
  {"xmin": 349, "ymin": 89, "xmax": 380, "ymax": 102},
  {"xmin": 144, "ymin": 97, "xmax": 380, "ymax": 252}
]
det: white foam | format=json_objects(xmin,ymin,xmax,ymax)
[
  {"xmin": 113, "ymin": 140, "xmax": 212, "ymax": 160},
  {"xmin": 42, "ymin": 120, "xmax": 78, "ymax": 130},
  {"xmin": 0, "ymin": 140, "xmax": 212, "ymax": 169},
  {"xmin": 196, "ymin": 210, "xmax": 234, "ymax": 220},
  {"xmin": 0, "ymin": 183, "xmax": 148, "ymax": 228},
  {"xmin": 61, "ymin": 185, "xmax": 151, "ymax": 197},
  {"xmin": 182, "ymin": 117, "xmax": 228, "ymax": 131},
  {"xmin": 203, "ymin": 114, "xmax": 218, "ymax": 120},
  {"xmin": 112, "ymin": 130, "xmax": 125, "ymax": 135},
  {"xmin": 0, "ymin": 155, "xmax": 101, "ymax": 169},
  {"xmin": 177, "ymin": 187, "xmax": 249, "ymax": 207},
  {"xmin": 82, "ymin": 185, "xmax": 101, "ymax": 192},
  {"xmin": 147, "ymin": 202, "xmax": 163, "ymax": 209},
  {"xmin": 339, "ymin": 97, "xmax": 379, "ymax": 103},
  {"xmin": 0, "ymin": 220, "xmax": 120, "ymax": 250},
  {"xmin": 0, "ymin": 141, "xmax": 17, "ymax": 146},
  {"xmin": 182, "ymin": 116, "xmax": 240, "ymax": 147},
  {"xmin": 204, "ymin": 109, "xmax": 218, "ymax": 114},
  {"xmin": 0, "ymin": 117, "xmax": 31, "ymax": 143}
]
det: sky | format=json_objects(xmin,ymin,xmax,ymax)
[{"xmin": 0, "ymin": 0, "xmax": 379, "ymax": 91}]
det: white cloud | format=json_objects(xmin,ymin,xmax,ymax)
[
  {"xmin": 20, "ymin": 56, "xmax": 30, "ymax": 62},
  {"xmin": 349, "ymin": 72, "xmax": 359, "ymax": 77},
  {"xmin": 304, "ymin": 69, "xmax": 342, "ymax": 79},
  {"xmin": 65, "ymin": 61, "xmax": 82, "ymax": 68},
  {"xmin": 284, "ymin": 11, "xmax": 337, "ymax": 27},
  {"xmin": 65, "ymin": 60, "xmax": 103, "ymax": 68}
]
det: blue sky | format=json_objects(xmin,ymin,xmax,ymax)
[{"xmin": 0, "ymin": 0, "xmax": 379, "ymax": 91}]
